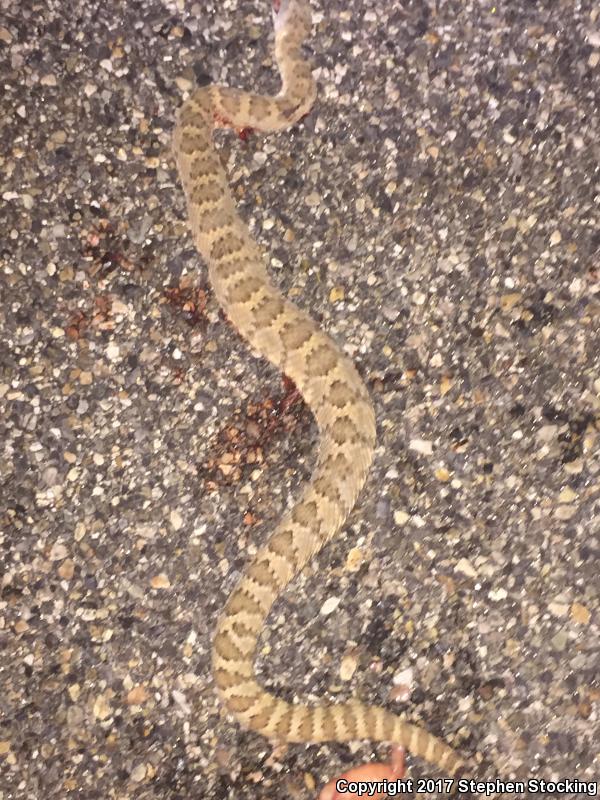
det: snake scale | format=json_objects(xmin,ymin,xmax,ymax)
[{"xmin": 173, "ymin": 0, "xmax": 465, "ymax": 780}]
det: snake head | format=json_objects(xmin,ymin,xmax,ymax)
[{"xmin": 272, "ymin": 0, "xmax": 311, "ymax": 37}]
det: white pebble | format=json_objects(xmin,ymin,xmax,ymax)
[
  {"xmin": 320, "ymin": 596, "xmax": 340, "ymax": 616},
  {"xmin": 455, "ymin": 558, "xmax": 478, "ymax": 578},
  {"xmin": 409, "ymin": 438, "xmax": 433, "ymax": 455},
  {"xmin": 106, "ymin": 344, "xmax": 120, "ymax": 361}
]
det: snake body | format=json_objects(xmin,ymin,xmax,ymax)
[{"xmin": 174, "ymin": 0, "xmax": 464, "ymax": 778}]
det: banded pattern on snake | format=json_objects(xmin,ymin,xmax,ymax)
[{"xmin": 173, "ymin": 0, "xmax": 464, "ymax": 780}]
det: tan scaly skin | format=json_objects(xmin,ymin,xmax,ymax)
[{"xmin": 173, "ymin": 0, "xmax": 465, "ymax": 782}]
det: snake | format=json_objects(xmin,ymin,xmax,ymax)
[{"xmin": 173, "ymin": 0, "xmax": 465, "ymax": 781}]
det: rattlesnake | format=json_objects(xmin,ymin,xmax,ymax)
[{"xmin": 174, "ymin": 0, "xmax": 465, "ymax": 781}]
